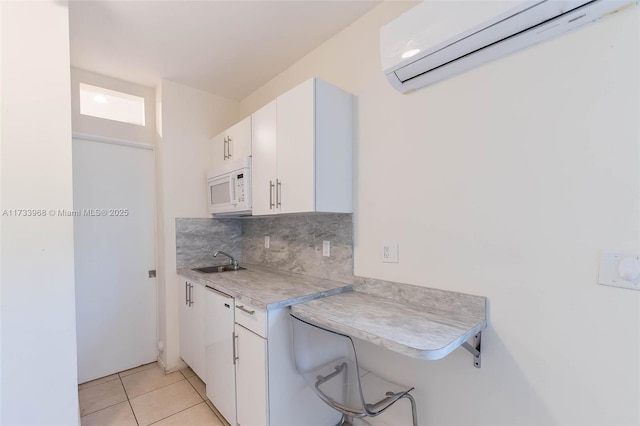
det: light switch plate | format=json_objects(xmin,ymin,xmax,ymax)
[
  {"xmin": 323, "ymin": 240, "xmax": 331, "ymax": 257},
  {"xmin": 382, "ymin": 243, "xmax": 399, "ymax": 263},
  {"xmin": 599, "ymin": 252, "xmax": 640, "ymax": 291}
]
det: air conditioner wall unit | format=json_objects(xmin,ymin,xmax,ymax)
[{"xmin": 380, "ymin": 0, "xmax": 637, "ymax": 93}]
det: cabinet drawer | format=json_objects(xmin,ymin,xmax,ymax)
[{"xmin": 235, "ymin": 302, "xmax": 266, "ymax": 338}]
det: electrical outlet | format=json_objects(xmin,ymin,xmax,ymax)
[
  {"xmin": 264, "ymin": 236, "xmax": 270, "ymax": 249},
  {"xmin": 323, "ymin": 240, "xmax": 331, "ymax": 257},
  {"xmin": 382, "ymin": 243, "xmax": 399, "ymax": 263}
]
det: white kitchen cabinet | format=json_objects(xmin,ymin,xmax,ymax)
[
  {"xmin": 227, "ymin": 117, "xmax": 252, "ymax": 160},
  {"xmin": 210, "ymin": 132, "xmax": 226, "ymax": 171},
  {"xmin": 179, "ymin": 280, "xmax": 205, "ymax": 380},
  {"xmin": 178, "ymin": 274, "xmax": 337, "ymax": 425},
  {"xmin": 235, "ymin": 323, "xmax": 268, "ymax": 426},
  {"xmin": 232, "ymin": 304, "xmax": 338, "ymax": 426},
  {"xmin": 251, "ymin": 100, "xmax": 277, "ymax": 216},
  {"xmin": 204, "ymin": 287, "xmax": 236, "ymax": 426},
  {"xmin": 211, "ymin": 116, "xmax": 252, "ymax": 170},
  {"xmin": 251, "ymin": 78, "xmax": 353, "ymax": 215}
]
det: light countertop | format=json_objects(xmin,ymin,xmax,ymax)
[
  {"xmin": 180, "ymin": 264, "xmax": 487, "ymax": 361},
  {"xmin": 177, "ymin": 263, "xmax": 352, "ymax": 310},
  {"xmin": 291, "ymin": 278, "xmax": 487, "ymax": 360}
]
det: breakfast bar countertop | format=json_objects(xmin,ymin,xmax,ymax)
[
  {"xmin": 178, "ymin": 263, "xmax": 352, "ymax": 311},
  {"xmin": 291, "ymin": 277, "xmax": 487, "ymax": 360}
]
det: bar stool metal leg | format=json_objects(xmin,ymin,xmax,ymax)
[
  {"xmin": 400, "ymin": 393, "xmax": 418, "ymax": 426},
  {"xmin": 336, "ymin": 414, "xmax": 355, "ymax": 426}
]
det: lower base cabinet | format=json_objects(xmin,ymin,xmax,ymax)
[
  {"xmin": 204, "ymin": 287, "xmax": 236, "ymax": 426},
  {"xmin": 234, "ymin": 303, "xmax": 339, "ymax": 426},
  {"xmin": 179, "ymin": 279, "xmax": 339, "ymax": 425},
  {"xmin": 235, "ymin": 324, "xmax": 268, "ymax": 426},
  {"xmin": 179, "ymin": 280, "xmax": 205, "ymax": 380}
]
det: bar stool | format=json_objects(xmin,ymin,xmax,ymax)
[{"xmin": 290, "ymin": 314, "xmax": 418, "ymax": 426}]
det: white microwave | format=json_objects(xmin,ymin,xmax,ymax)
[{"xmin": 207, "ymin": 157, "xmax": 251, "ymax": 216}]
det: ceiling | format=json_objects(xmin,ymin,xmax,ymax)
[{"xmin": 69, "ymin": 1, "xmax": 380, "ymax": 100}]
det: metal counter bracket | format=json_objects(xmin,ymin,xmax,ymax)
[{"xmin": 461, "ymin": 332, "xmax": 482, "ymax": 368}]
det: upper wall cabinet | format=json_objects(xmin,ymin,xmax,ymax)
[
  {"xmin": 251, "ymin": 78, "xmax": 353, "ymax": 216},
  {"xmin": 211, "ymin": 116, "xmax": 252, "ymax": 170}
]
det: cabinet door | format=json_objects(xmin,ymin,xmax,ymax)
[
  {"xmin": 251, "ymin": 101, "xmax": 278, "ymax": 216},
  {"xmin": 179, "ymin": 281, "xmax": 194, "ymax": 369},
  {"xmin": 235, "ymin": 324, "xmax": 268, "ymax": 426},
  {"xmin": 205, "ymin": 288, "xmax": 236, "ymax": 425},
  {"xmin": 276, "ymin": 79, "xmax": 315, "ymax": 214},
  {"xmin": 211, "ymin": 132, "xmax": 226, "ymax": 171},
  {"xmin": 190, "ymin": 283, "xmax": 206, "ymax": 380},
  {"xmin": 227, "ymin": 116, "xmax": 252, "ymax": 160}
]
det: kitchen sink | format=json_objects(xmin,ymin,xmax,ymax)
[{"xmin": 193, "ymin": 265, "xmax": 246, "ymax": 273}]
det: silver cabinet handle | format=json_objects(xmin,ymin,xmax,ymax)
[
  {"xmin": 227, "ymin": 136, "xmax": 232, "ymax": 158},
  {"xmin": 276, "ymin": 179, "xmax": 282, "ymax": 207},
  {"xmin": 269, "ymin": 181, "xmax": 274, "ymax": 209},
  {"xmin": 188, "ymin": 284, "xmax": 194, "ymax": 307},
  {"xmin": 185, "ymin": 281, "xmax": 189, "ymax": 305},
  {"xmin": 232, "ymin": 332, "xmax": 238, "ymax": 364},
  {"xmin": 236, "ymin": 305, "xmax": 255, "ymax": 315},
  {"xmin": 223, "ymin": 137, "xmax": 229, "ymax": 160}
]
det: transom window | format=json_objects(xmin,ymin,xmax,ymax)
[{"xmin": 79, "ymin": 83, "xmax": 146, "ymax": 126}]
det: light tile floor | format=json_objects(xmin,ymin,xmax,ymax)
[{"xmin": 79, "ymin": 362, "xmax": 228, "ymax": 426}]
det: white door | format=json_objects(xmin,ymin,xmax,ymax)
[{"xmin": 73, "ymin": 138, "xmax": 157, "ymax": 383}]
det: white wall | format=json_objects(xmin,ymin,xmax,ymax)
[
  {"xmin": 240, "ymin": 2, "xmax": 640, "ymax": 425},
  {"xmin": 71, "ymin": 68, "xmax": 156, "ymax": 145},
  {"xmin": 155, "ymin": 80, "xmax": 238, "ymax": 370},
  {"xmin": 0, "ymin": 1, "xmax": 79, "ymax": 424}
]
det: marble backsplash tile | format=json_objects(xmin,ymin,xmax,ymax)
[
  {"xmin": 242, "ymin": 214, "xmax": 353, "ymax": 283},
  {"xmin": 176, "ymin": 218, "xmax": 242, "ymax": 268}
]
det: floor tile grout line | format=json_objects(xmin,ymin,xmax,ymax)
[
  {"xmin": 79, "ymin": 365, "xmax": 202, "ymax": 425},
  {"xmin": 184, "ymin": 374, "xmax": 207, "ymax": 401},
  {"xmin": 126, "ymin": 373, "xmax": 200, "ymax": 425},
  {"xmin": 118, "ymin": 363, "xmax": 159, "ymax": 380},
  {"xmin": 119, "ymin": 362, "xmax": 161, "ymax": 379},
  {"xmin": 78, "ymin": 377, "xmax": 129, "ymax": 418},
  {"xmin": 205, "ymin": 400, "xmax": 230, "ymax": 426},
  {"xmin": 119, "ymin": 374, "xmax": 141, "ymax": 426},
  {"xmin": 146, "ymin": 400, "xmax": 207, "ymax": 425},
  {"xmin": 78, "ymin": 375, "xmax": 121, "ymax": 391},
  {"xmin": 126, "ymin": 377, "xmax": 190, "ymax": 400},
  {"xmin": 79, "ymin": 398, "xmax": 130, "ymax": 419}
]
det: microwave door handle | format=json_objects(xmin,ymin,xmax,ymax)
[
  {"xmin": 208, "ymin": 180, "xmax": 214, "ymax": 208},
  {"xmin": 230, "ymin": 175, "xmax": 237, "ymax": 205}
]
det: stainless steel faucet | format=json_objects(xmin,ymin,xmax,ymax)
[{"xmin": 214, "ymin": 251, "xmax": 239, "ymax": 269}]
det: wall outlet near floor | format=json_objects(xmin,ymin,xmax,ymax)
[
  {"xmin": 264, "ymin": 235, "xmax": 270, "ymax": 249},
  {"xmin": 599, "ymin": 252, "xmax": 640, "ymax": 291},
  {"xmin": 323, "ymin": 240, "xmax": 331, "ymax": 257},
  {"xmin": 382, "ymin": 243, "xmax": 399, "ymax": 263}
]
